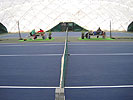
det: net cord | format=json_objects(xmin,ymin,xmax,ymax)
[
  {"xmin": 59, "ymin": 39, "xmax": 67, "ymax": 88},
  {"xmin": 59, "ymin": 27, "xmax": 68, "ymax": 88}
]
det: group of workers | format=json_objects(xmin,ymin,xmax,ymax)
[
  {"xmin": 84, "ymin": 27, "xmax": 106, "ymax": 39},
  {"xmin": 30, "ymin": 27, "xmax": 105, "ymax": 40},
  {"xmin": 30, "ymin": 29, "xmax": 46, "ymax": 40}
]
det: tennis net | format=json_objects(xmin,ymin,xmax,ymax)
[
  {"xmin": 59, "ymin": 39, "xmax": 68, "ymax": 88},
  {"xmin": 55, "ymin": 28, "xmax": 69, "ymax": 100}
]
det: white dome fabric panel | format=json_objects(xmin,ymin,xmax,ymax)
[{"xmin": 0, "ymin": 0, "xmax": 133, "ymax": 32}]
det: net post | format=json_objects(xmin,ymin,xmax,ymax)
[
  {"xmin": 55, "ymin": 88, "xmax": 65, "ymax": 100},
  {"xmin": 17, "ymin": 21, "xmax": 23, "ymax": 40},
  {"xmin": 110, "ymin": 20, "xmax": 112, "ymax": 39}
]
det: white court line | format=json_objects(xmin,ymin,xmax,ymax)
[
  {"xmin": 0, "ymin": 54, "xmax": 62, "ymax": 56},
  {"xmin": 0, "ymin": 53, "xmax": 133, "ymax": 57},
  {"xmin": 71, "ymin": 53, "xmax": 133, "ymax": 56},
  {"xmin": 0, "ymin": 86, "xmax": 59, "ymax": 89},
  {"xmin": 0, "ymin": 85, "xmax": 133, "ymax": 89},
  {"xmin": 65, "ymin": 85, "xmax": 133, "ymax": 89},
  {"xmin": 68, "ymin": 44, "xmax": 133, "ymax": 46},
  {"xmin": 0, "ymin": 44, "xmax": 64, "ymax": 47}
]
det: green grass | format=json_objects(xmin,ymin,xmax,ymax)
[
  {"xmin": 79, "ymin": 37, "xmax": 115, "ymax": 40},
  {"xmin": 19, "ymin": 38, "xmax": 54, "ymax": 42}
]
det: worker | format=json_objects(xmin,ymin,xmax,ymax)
[
  {"xmin": 37, "ymin": 29, "xmax": 44, "ymax": 33},
  {"xmin": 30, "ymin": 29, "xmax": 37, "ymax": 40},
  {"xmin": 37, "ymin": 29, "xmax": 45, "ymax": 39}
]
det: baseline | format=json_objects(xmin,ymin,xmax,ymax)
[{"xmin": 0, "ymin": 54, "xmax": 62, "ymax": 56}]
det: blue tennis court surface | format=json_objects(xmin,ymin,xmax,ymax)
[
  {"xmin": 65, "ymin": 42, "xmax": 133, "ymax": 100},
  {"xmin": 65, "ymin": 88, "xmax": 133, "ymax": 100},
  {"xmin": 0, "ymin": 42, "xmax": 133, "ymax": 100},
  {"xmin": 0, "ymin": 88, "xmax": 55, "ymax": 100},
  {"xmin": 66, "ymin": 42, "xmax": 133, "ymax": 86},
  {"xmin": 0, "ymin": 43, "xmax": 64, "ymax": 100},
  {"xmin": 0, "ymin": 43, "xmax": 64, "ymax": 86}
]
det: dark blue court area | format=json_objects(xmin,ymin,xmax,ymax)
[
  {"xmin": 0, "ymin": 43, "xmax": 64, "ymax": 100},
  {"xmin": 65, "ymin": 88, "xmax": 133, "ymax": 100},
  {"xmin": 0, "ymin": 42, "xmax": 133, "ymax": 100},
  {"xmin": 65, "ymin": 42, "xmax": 133, "ymax": 100},
  {"xmin": 0, "ymin": 43, "xmax": 64, "ymax": 86},
  {"xmin": 0, "ymin": 88, "xmax": 55, "ymax": 100},
  {"xmin": 66, "ymin": 42, "xmax": 133, "ymax": 86}
]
